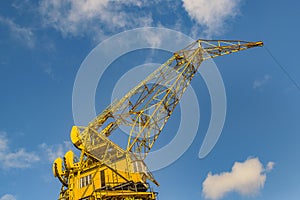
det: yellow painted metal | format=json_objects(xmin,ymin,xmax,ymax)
[
  {"xmin": 53, "ymin": 157, "xmax": 63, "ymax": 178},
  {"xmin": 64, "ymin": 150, "xmax": 75, "ymax": 169},
  {"xmin": 53, "ymin": 39, "xmax": 263, "ymax": 200},
  {"xmin": 53, "ymin": 148, "xmax": 155, "ymax": 200},
  {"xmin": 81, "ymin": 40, "xmax": 264, "ymax": 161},
  {"xmin": 70, "ymin": 126, "xmax": 83, "ymax": 150}
]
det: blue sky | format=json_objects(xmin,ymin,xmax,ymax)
[{"xmin": 1, "ymin": 1, "xmax": 300, "ymax": 200}]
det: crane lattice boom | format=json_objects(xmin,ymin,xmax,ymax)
[{"xmin": 71, "ymin": 39, "xmax": 263, "ymax": 179}]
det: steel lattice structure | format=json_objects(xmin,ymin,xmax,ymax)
[
  {"xmin": 73, "ymin": 39, "xmax": 263, "ymax": 178},
  {"xmin": 54, "ymin": 39, "xmax": 263, "ymax": 200}
]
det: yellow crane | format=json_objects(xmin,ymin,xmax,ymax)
[{"xmin": 53, "ymin": 39, "xmax": 263, "ymax": 200}]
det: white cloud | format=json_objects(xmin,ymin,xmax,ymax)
[
  {"xmin": 253, "ymin": 74, "xmax": 271, "ymax": 89},
  {"xmin": 39, "ymin": 141, "xmax": 74, "ymax": 162},
  {"xmin": 182, "ymin": 0, "xmax": 242, "ymax": 36},
  {"xmin": 38, "ymin": 0, "xmax": 153, "ymax": 40},
  {"xmin": 266, "ymin": 161, "xmax": 275, "ymax": 172},
  {"xmin": 0, "ymin": 132, "xmax": 76, "ymax": 168},
  {"xmin": 0, "ymin": 194, "xmax": 16, "ymax": 200},
  {"xmin": 0, "ymin": 16, "xmax": 35, "ymax": 48},
  {"xmin": 0, "ymin": 133, "xmax": 8, "ymax": 152},
  {"xmin": 37, "ymin": 0, "xmax": 244, "ymax": 40},
  {"xmin": 0, "ymin": 132, "xmax": 40, "ymax": 169},
  {"xmin": 144, "ymin": 30, "xmax": 163, "ymax": 48},
  {"xmin": 202, "ymin": 157, "xmax": 274, "ymax": 200}
]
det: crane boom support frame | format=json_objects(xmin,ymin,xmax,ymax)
[{"xmin": 78, "ymin": 40, "xmax": 263, "ymax": 159}]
